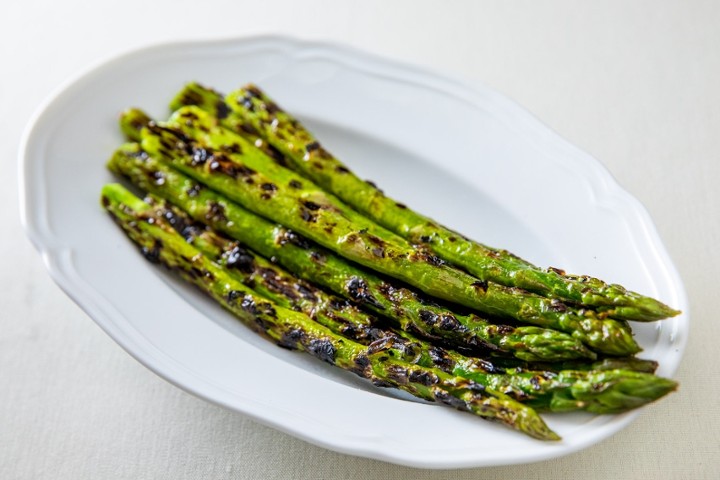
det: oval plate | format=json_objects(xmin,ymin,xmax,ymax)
[{"xmin": 19, "ymin": 36, "xmax": 688, "ymax": 468}]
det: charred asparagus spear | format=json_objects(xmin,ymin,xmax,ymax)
[
  {"xmin": 101, "ymin": 183, "xmax": 558, "ymax": 440},
  {"xmin": 171, "ymin": 82, "xmax": 677, "ymax": 322},
  {"xmin": 140, "ymin": 197, "xmax": 676, "ymax": 413},
  {"xmin": 109, "ymin": 142, "xmax": 600, "ymax": 360},
  {"xmin": 126, "ymin": 106, "xmax": 640, "ymax": 355}
]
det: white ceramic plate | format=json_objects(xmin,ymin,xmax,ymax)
[{"xmin": 19, "ymin": 36, "xmax": 688, "ymax": 469}]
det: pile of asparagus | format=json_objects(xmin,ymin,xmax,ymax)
[{"xmin": 101, "ymin": 82, "xmax": 679, "ymax": 440}]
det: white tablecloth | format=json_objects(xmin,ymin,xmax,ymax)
[{"xmin": 2, "ymin": 1, "xmax": 718, "ymax": 478}]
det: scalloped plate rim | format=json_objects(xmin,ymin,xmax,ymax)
[{"xmin": 18, "ymin": 35, "xmax": 688, "ymax": 469}]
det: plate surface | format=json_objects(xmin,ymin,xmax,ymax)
[{"xmin": 19, "ymin": 36, "xmax": 688, "ymax": 468}]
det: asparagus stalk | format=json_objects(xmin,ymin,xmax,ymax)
[
  {"xmin": 168, "ymin": 84, "xmax": 292, "ymax": 168},
  {"xmin": 101, "ymin": 183, "xmax": 558, "ymax": 440},
  {"xmin": 126, "ymin": 106, "xmax": 640, "ymax": 355},
  {"xmin": 179, "ymin": 82, "xmax": 676, "ymax": 322},
  {"xmin": 148, "ymin": 195, "xmax": 384, "ymax": 344},
  {"xmin": 141, "ymin": 197, "xmax": 676, "ymax": 413},
  {"xmin": 110, "ymin": 140, "xmax": 635, "ymax": 358},
  {"xmin": 490, "ymin": 356, "xmax": 659, "ymax": 375}
]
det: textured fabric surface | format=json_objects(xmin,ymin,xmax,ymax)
[{"xmin": 2, "ymin": 1, "xmax": 719, "ymax": 478}]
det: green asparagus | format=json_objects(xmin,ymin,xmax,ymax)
[
  {"xmin": 110, "ymin": 140, "xmax": 633, "ymax": 358},
  {"xmin": 101, "ymin": 183, "xmax": 559, "ymax": 440},
  {"xmin": 139, "ymin": 197, "xmax": 676, "ymax": 413},
  {"xmin": 177, "ymin": 82, "xmax": 676, "ymax": 322},
  {"xmin": 128, "ymin": 106, "xmax": 640, "ymax": 354}
]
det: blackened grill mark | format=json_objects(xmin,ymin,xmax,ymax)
[
  {"xmin": 147, "ymin": 123, "xmax": 192, "ymax": 147},
  {"xmin": 418, "ymin": 309, "xmax": 463, "ymax": 331},
  {"xmin": 238, "ymin": 95, "xmax": 255, "ymax": 111},
  {"xmin": 263, "ymin": 101, "xmax": 281, "ymax": 115},
  {"xmin": 479, "ymin": 359, "xmax": 505, "ymax": 374},
  {"xmin": 376, "ymin": 282, "xmax": 396, "ymax": 300},
  {"xmin": 289, "ymin": 180, "xmax": 302, "ymax": 189},
  {"xmin": 178, "ymin": 90, "xmax": 203, "ymax": 107},
  {"xmin": 224, "ymin": 245, "xmax": 255, "ymax": 273},
  {"xmin": 366, "ymin": 234, "xmax": 385, "ymax": 247},
  {"xmin": 471, "ymin": 280, "xmax": 488, "ymax": 292},
  {"xmin": 280, "ymin": 230, "xmax": 312, "ymax": 250},
  {"xmin": 307, "ymin": 338, "xmax": 336, "ymax": 364},
  {"xmin": 425, "ymin": 254, "xmax": 444, "ymax": 266},
  {"xmin": 384, "ymin": 365, "xmax": 409, "ymax": 385},
  {"xmin": 408, "ymin": 369, "xmax": 439, "ymax": 387},
  {"xmin": 300, "ymin": 208, "xmax": 317, "ymax": 223},
  {"xmin": 260, "ymin": 182, "xmax": 277, "ymax": 200},
  {"xmin": 410, "ymin": 249, "xmax": 445, "ymax": 266},
  {"xmin": 462, "ymin": 380, "xmax": 486, "ymax": 393},
  {"xmin": 295, "ymin": 282, "xmax": 317, "ymax": 301},
  {"xmin": 367, "ymin": 336, "xmax": 395, "ymax": 355},
  {"xmin": 548, "ymin": 266, "xmax": 566, "ymax": 276},
  {"xmin": 278, "ymin": 328, "xmax": 305, "ymax": 349},
  {"xmin": 220, "ymin": 143, "xmax": 242, "ymax": 154},
  {"xmin": 365, "ymin": 180, "xmax": 383, "ymax": 193},
  {"xmin": 227, "ymin": 290, "xmax": 243, "ymax": 303},
  {"xmin": 129, "ymin": 116, "xmax": 150, "ymax": 134},
  {"xmin": 208, "ymin": 153, "xmax": 249, "ymax": 178},
  {"xmin": 206, "ymin": 201, "xmax": 227, "ymax": 223},
  {"xmin": 302, "ymin": 201, "xmax": 321, "ymax": 211},
  {"xmin": 245, "ymin": 85, "xmax": 262, "ymax": 98},
  {"xmin": 351, "ymin": 354, "xmax": 371, "ymax": 377},
  {"xmin": 240, "ymin": 295, "xmax": 257, "ymax": 315},
  {"xmin": 141, "ymin": 240, "xmax": 162, "ymax": 263},
  {"xmin": 346, "ymin": 277, "xmax": 385, "ymax": 310},
  {"xmin": 335, "ymin": 166, "xmax": 350, "ymax": 174},
  {"xmin": 549, "ymin": 299, "xmax": 568, "ymax": 312},
  {"xmin": 181, "ymin": 110, "xmax": 199, "ymax": 122},
  {"xmin": 486, "ymin": 322, "xmax": 515, "ymax": 335},
  {"xmin": 427, "ymin": 347, "xmax": 455, "ymax": 372},
  {"xmin": 257, "ymin": 267, "xmax": 317, "ymax": 303},
  {"xmin": 395, "ymin": 202, "xmax": 407, "ymax": 209},
  {"xmin": 186, "ymin": 184, "xmax": 202, "ymax": 197},
  {"xmin": 305, "ymin": 141, "xmax": 320, "ymax": 152},
  {"xmin": 215, "ymin": 100, "xmax": 230, "ymax": 119},
  {"xmin": 371, "ymin": 379, "xmax": 395, "ymax": 388},
  {"xmin": 329, "ymin": 298, "xmax": 351, "ymax": 311},
  {"xmin": 161, "ymin": 208, "xmax": 201, "ymax": 242},
  {"xmin": 239, "ymin": 123, "xmax": 260, "ymax": 136},
  {"xmin": 433, "ymin": 389, "xmax": 466, "ymax": 409}
]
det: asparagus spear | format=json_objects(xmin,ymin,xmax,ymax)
[
  {"xmin": 110, "ymin": 140, "xmax": 635, "ymax": 358},
  {"xmin": 490, "ymin": 356, "xmax": 659, "ymax": 375},
  {"xmin": 181, "ymin": 82, "xmax": 676, "ymax": 322},
  {"xmin": 147, "ymin": 195, "xmax": 384, "ymax": 344},
  {"xmin": 108, "ymin": 132, "xmax": 637, "ymax": 357},
  {"xmin": 129, "ymin": 106, "xmax": 640, "ymax": 355},
  {"xmin": 101, "ymin": 183, "xmax": 558, "ymax": 440},
  {"xmin": 141, "ymin": 198, "xmax": 676, "ymax": 413}
]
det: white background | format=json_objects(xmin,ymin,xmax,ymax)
[{"xmin": 2, "ymin": 1, "xmax": 719, "ymax": 478}]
